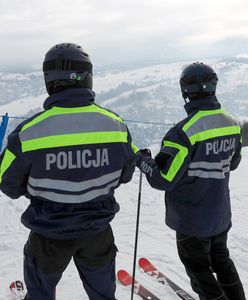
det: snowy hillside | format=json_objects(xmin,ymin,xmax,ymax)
[
  {"xmin": 1, "ymin": 57, "xmax": 248, "ymax": 147},
  {"xmin": 0, "ymin": 148, "xmax": 248, "ymax": 300},
  {"xmin": 0, "ymin": 72, "xmax": 45, "ymax": 105}
]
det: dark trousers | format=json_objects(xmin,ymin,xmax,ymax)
[
  {"xmin": 24, "ymin": 226, "xmax": 117, "ymax": 300},
  {"xmin": 176, "ymin": 230, "xmax": 246, "ymax": 300}
]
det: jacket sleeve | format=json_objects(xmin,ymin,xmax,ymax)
[
  {"xmin": 230, "ymin": 135, "xmax": 242, "ymax": 171},
  {"xmin": 0, "ymin": 128, "xmax": 30, "ymax": 199},
  {"xmin": 239, "ymin": 120, "xmax": 248, "ymax": 147},
  {"xmin": 119, "ymin": 128, "xmax": 139, "ymax": 184},
  {"xmin": 137, "ymin": 126, "xmax": 192, "ymax": 191}
]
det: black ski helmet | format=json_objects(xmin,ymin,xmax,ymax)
[
  {"xmin": 179, "ymin": 62, "xmax": 218, "ymax": 100},
  {"xmin": 43, "ymin": 43, "xmax": 93, "ymax": 95}
]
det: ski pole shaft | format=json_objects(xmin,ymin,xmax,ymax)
[{"xmin": 131, "ymin": 171, "xmax": 143, "ymax": 300}]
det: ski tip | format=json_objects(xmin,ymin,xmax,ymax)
[
  {"xmin": 9, "ymin": 280, "xmax": 26, "ymax": 300},
  {"xmin": 139, "ymin": 257, "xmax": 156, "ymax": 272},
  {"xmin": 139, "ymin": 257, "xmax": 150, "ymax": 265},
  {"xmin": 117, "ymin": 270, "xmax": 134, "ymax": 286},
  {"xmin": 9, "ymin": 280, "xmax": 24, "ymax": 291}
]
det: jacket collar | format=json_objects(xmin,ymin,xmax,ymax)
[
  {"xmin": 184, "ymin": 95, "xmax": 221, "ymax": 116},
  {"xmin": 43, "ymin": 88, "xmax": 95, "ymax": 110}
]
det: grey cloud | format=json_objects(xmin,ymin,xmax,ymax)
[{"xmin": 0, "ymin": 0, "xmax": 248, "ymax": 69}]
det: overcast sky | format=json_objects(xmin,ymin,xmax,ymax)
[{"xmin": 1, "ymin": 0, "xmax": 248, "ymax": 71}]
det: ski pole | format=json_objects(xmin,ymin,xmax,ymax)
[{"xmin": 131, "ymin": 170, "xmax": 143, "ymax": 300}]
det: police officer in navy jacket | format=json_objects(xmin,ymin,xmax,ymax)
[
  {"xmin": 0, "ymin": 43, "xmax": 138, "ymax": 300},
  {"xmin": 137, "ymin": 63, "xmax": 246, "ymax": 300}
]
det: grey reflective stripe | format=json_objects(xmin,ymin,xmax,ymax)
[
  {"xmin": 184, "ymin": 113, "xmax": 237, "ymax": 138},
  {"xmin": 189, "ymin": 157, "xmax": 232, "ymax": 170},
  {"xmin": 27, "ymin": 180, "xmax": 119, "ymax": 203},
  {"xmin": 28, "ymin": 169, "xmax": 122, "ymax": 192},
  {"xmin": 189, "ymin": 161, "xmax": 222, "ymax": 170},
  {"xmin": 20, "ymin": 113, "xmax": 127, "ymax": 142},
  {"xmin": 189, "ymin": 163, "xmax": 230, "ymax": 174},
  {"xmin": 188, "ymin": 170, "xmax": 225, "ymax": 179},
  {"xmin": 188, "ymin": 156, "xmax": 232, "ymax": 179},
  {"xmin": 220, "ymin": 158, "xmax": 232, "ymax": 166},
  {"xmin": 223, "ymin": 166, "xmax": 230, "ymax": 173}
]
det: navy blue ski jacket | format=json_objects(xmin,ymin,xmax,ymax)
[
  {"xmin": 0, "ymin": 88, "xmax": 138, "ymax": 239},
  {"xmin": 138, "ymin": 96, "xmax": 242, "ymax": 237}
]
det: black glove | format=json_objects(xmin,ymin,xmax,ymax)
[
  {"xmin": 138, "ymin": 148, "xmax": 152, "ymax": 157},
  {"xmin": 136, "ymin": 148, "xmax": 153, "ymax": 177}
]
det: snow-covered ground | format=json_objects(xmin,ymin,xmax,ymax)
[{"xmin": 0, "ymin": 148, "xmax": 248, "ymax": 299}]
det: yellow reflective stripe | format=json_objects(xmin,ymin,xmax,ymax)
[
  {"xmin": 189, "ymin": 126, "xmax": 241, "ymax": 145},
  {"xmin": 21, "ymin": 131, "xmax": 128, "ymax": 152},
  {"xmin": 92, "ymin": 105, "xmax": 124, "ymax": 123},
  {"xmin": 132, "ymin": 143, "xmax": 139, "ymax": 153},
  {"xmin": 160, "ymin": 141, "xmax": 188, "ymax": 182},
  {"xmin": 0, "ymin": 149, "xmax": 16, "ymax": 184},
  {"xmin": 21, "ymin": 105, "xmax": 124, "ymax": 132},
  {"xmin": 182, "ymin": 109, "xmax": 225, "ymax": 132}
]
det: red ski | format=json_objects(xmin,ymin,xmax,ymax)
[
  {"xmin": 9, "ymin": 280, "xmax": 26, "ymax": 300},
  {"xmin": 117, "ymin": 269, "xmax": 160, "ymax": 300},
  {"xmin": 139, "ymin": 258, "xmax": 195, "ymax": 300}
]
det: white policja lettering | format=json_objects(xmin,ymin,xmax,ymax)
[
  {"xmin": 46, "ymin": 149, "xmax": 110, "ymax": 170},
  {"xmin": 206, "ymin": 138, "xmax": 235, "ymax": 156}
]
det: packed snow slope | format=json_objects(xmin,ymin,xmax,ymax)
[{"xmin": 0, "ymin": 148, "xmax": 248, "ymax": 299}]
